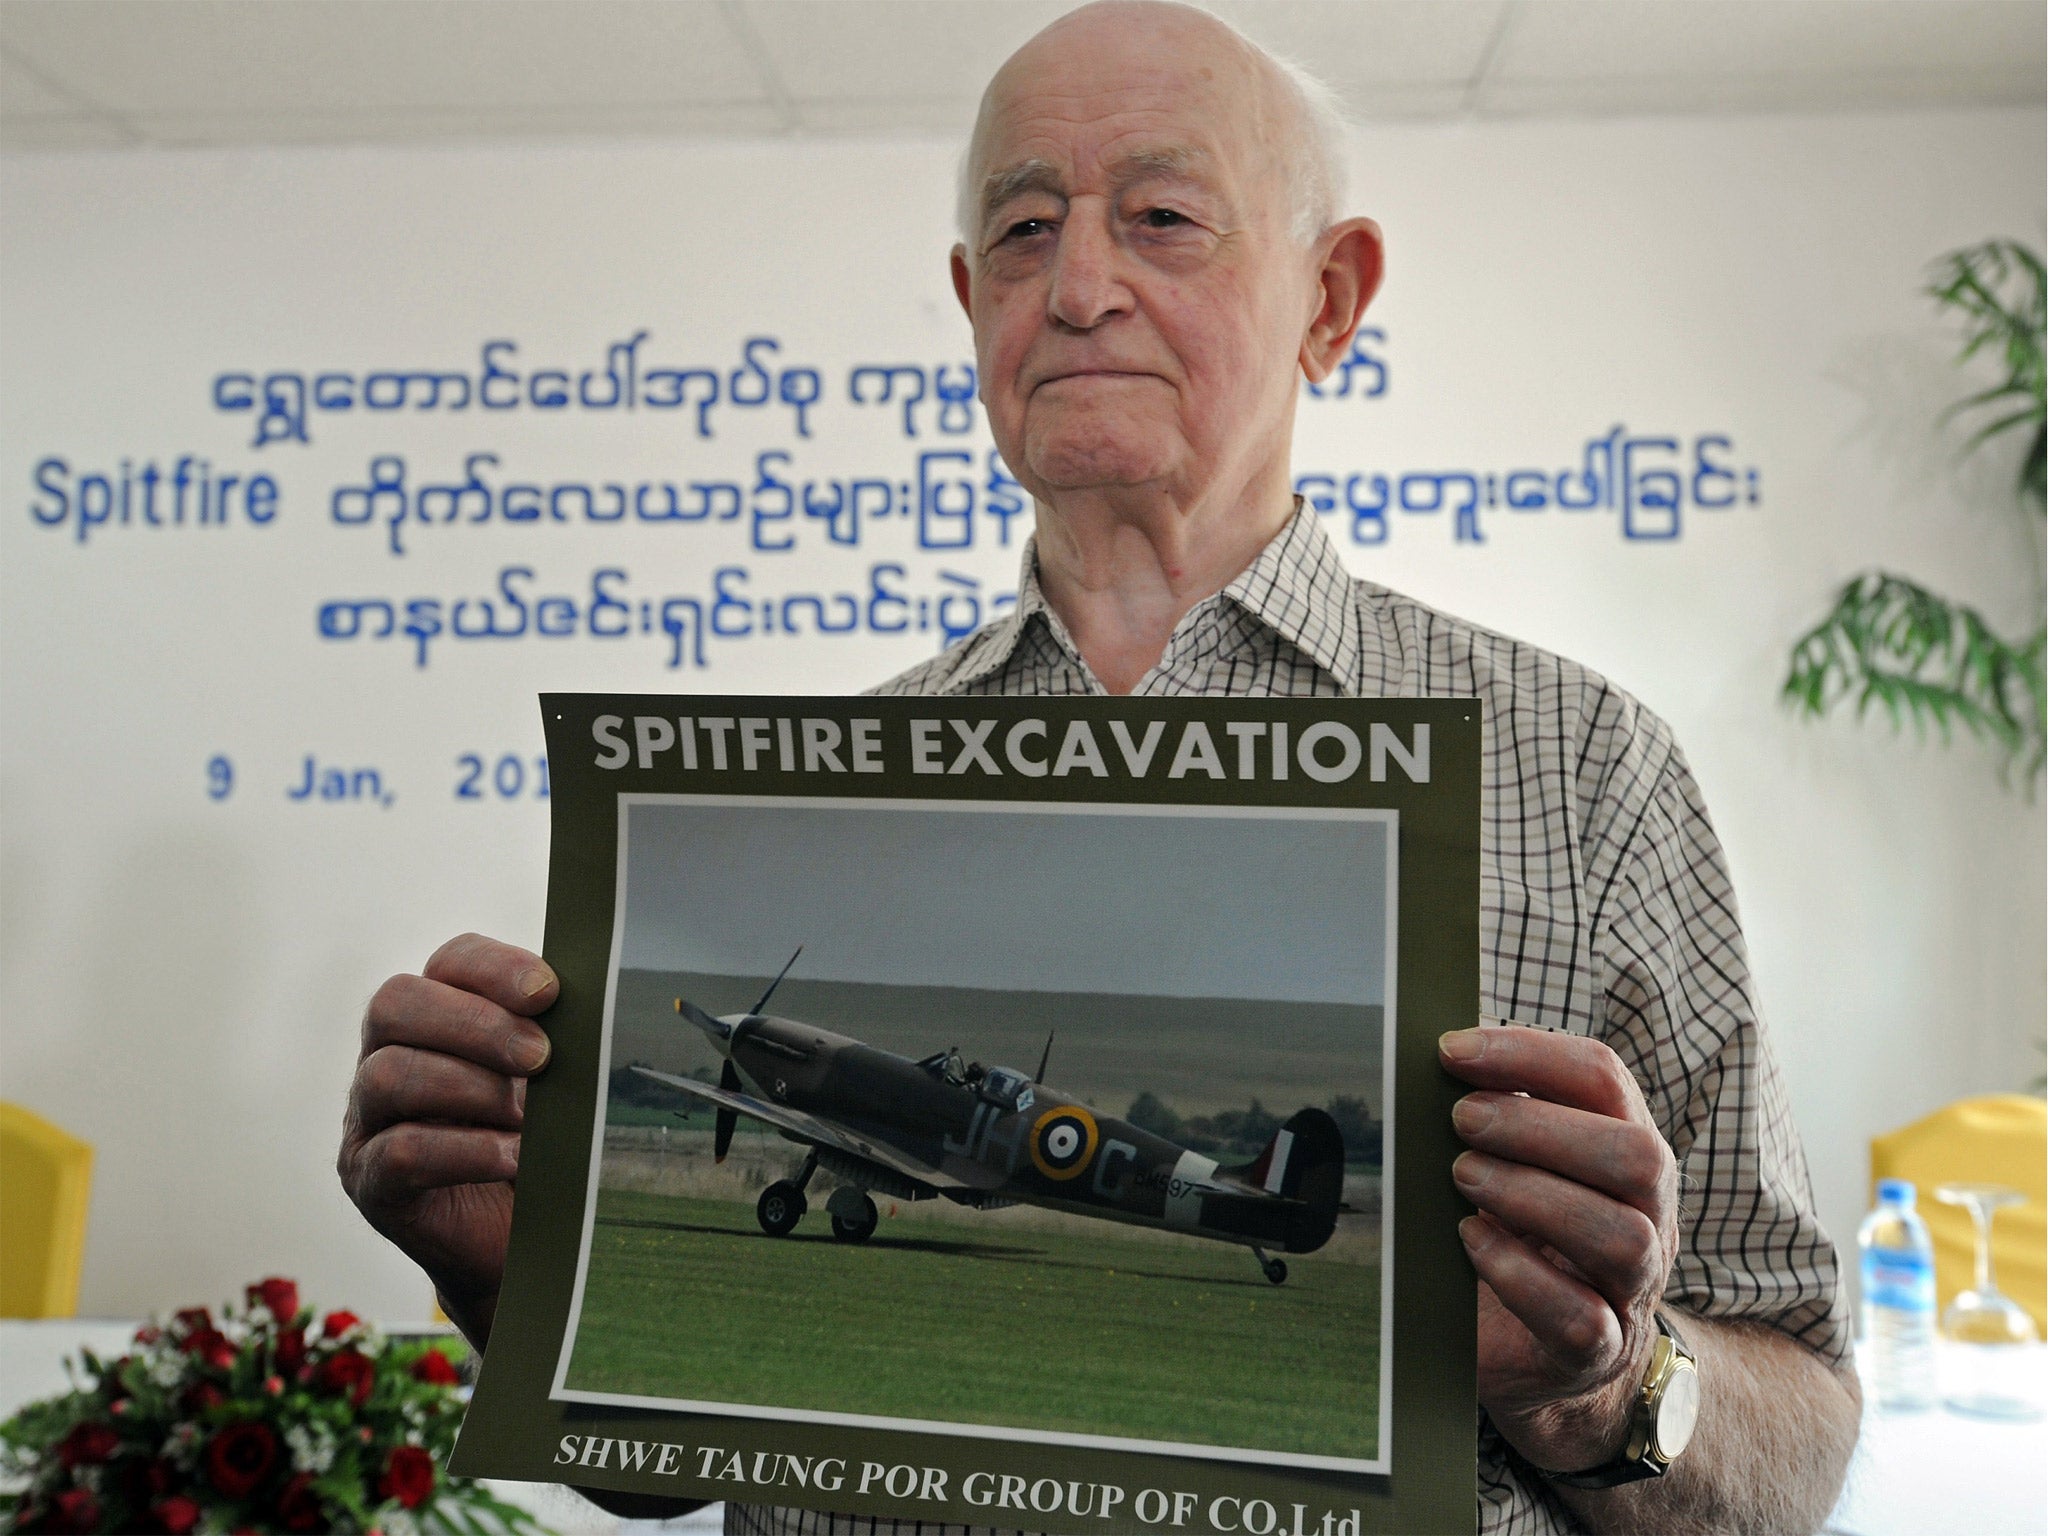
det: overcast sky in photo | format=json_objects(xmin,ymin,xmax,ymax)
[{"xmin": 619, "ymin": 798, "xmax": 1389, "ymax": 1004}]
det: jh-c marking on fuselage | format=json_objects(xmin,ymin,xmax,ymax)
[{"xmin": 630, "ymin": 950, "xmax": 1347, "ymax": 1285}]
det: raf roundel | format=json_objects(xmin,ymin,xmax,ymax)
[{"xmin": 1029, "ymin": 1104, "xmax": 1099, "ymax": 1181}]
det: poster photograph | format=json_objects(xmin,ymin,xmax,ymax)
[{"xmin": 453, "ymin": 694, "xmax": 1480, "ymax": 1535}]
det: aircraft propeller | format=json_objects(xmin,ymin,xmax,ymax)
[
  {"xmin": 748, "ymin": 946, "xmax": 805, "ymax": 1016},
  {"xmin": 672, "ymin": 995, "xmax": 732, "ymax": 1041},
  {"xmin": 1035, "ymin": 1029, "xmax": 1055, "ymax": 1084},
  {"xmin": 714, "ymin": 1059, "xmax": 743, "ymax": 1161}
]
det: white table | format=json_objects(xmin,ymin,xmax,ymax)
[
  {"xmin": 0, "ymin": 1319, "xmax": 721, "ymax": 1535},
  {"xmin": 10, "ymin": 1321, "xmax": 2045, "ymax": 1533},
  {"xmin": 1825, "ymin": 1344, "xmax": 2048, "ymax": 1536}
]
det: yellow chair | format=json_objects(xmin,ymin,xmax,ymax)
[
  {"xmin": 0, "ymin": 1102, "xmax": 94, "ymax": 1318},
  {"xmin": 1871, "ymin": 1094, "xmax": 2046, "ymax": 1335}
]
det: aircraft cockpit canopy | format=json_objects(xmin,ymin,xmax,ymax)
[
  {"xmin": 917, "ymin": 1048, "xmax": 972, "ymax": 1087},
  {"xmin": 978, "ymin": 1066, "xmax": 1035, "ymax": 1112}
]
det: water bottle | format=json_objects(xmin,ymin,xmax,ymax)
[{"xmin": 1859, "ymin": 1178, "xmax": 1937, "ymax": 1410}]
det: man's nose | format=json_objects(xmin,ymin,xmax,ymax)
[{"xmin": 1045, "ymin": 204, "xmax": 1133, "ymax": 331}]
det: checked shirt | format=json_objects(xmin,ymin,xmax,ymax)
[{"xmin": 727, "ymin": 503, "xmax": 1849, "ymax": 1536}]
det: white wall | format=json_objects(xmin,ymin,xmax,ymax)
[{"xmin": 1, "ymin": 107, "xmax": 2041, "ymax": 1324}]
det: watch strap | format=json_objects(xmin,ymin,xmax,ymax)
[{"xmin": 1539, "ymin": 1313, "xmax": 1694, "ymax": 1490}]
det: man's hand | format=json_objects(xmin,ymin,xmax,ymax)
[
  {"xmin": 338, "ymin": 934, "xmax": 556, "ymax": 1348},
  {"xmin": 1438, "ymin": 1024, "xmax": 1679, "ymax": 1475}
]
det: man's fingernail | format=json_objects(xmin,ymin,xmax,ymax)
[
  {"xmin": 519, "ymin": 968, "xmax": 553, "ymax": 999},
  {"xmin": 1459, "ymin": 1215, "xmax": 1491, "ymax": 1251},
  {"xmin": 512, "ymin": 1032, "xmax": 551, "ymax": 1073},
  {"xmin": 1439, "ymin": 1030, "xmax": 1483, "ymax": 1063},
  {"xmin": 1452, "ymin": 1096, "xmax": 1496, "ymax": 1135},
  {"xmin": 1453, "ymin": 1152, "xmax": 1488, "ymax": 1191}
]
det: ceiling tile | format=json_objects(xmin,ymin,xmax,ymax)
[
  {"xmin": 1334, "ymin": 82, "xmax": 1474, "ymax": 120},
  {"xmin": 740, "ymin": 0, "xmax": 1074, "ymax": 100},
  {"xmin": 0, "ymin": 0, "xmax": 771, "ymax": 116},
  {"xmin": 124, "ymin": 101, "xmax": 793, "ymax": 149},
  {"xmin": 1204, "ymin": 1, "xmax": 1508, "ymax": 93},
  {"xmin": 1479, "ymin": 66, "xmax": 2048, "ymax": 119},
  {"xmin": 793, "ymin": 95, "xmax": 982, "ymax": 134},
  {"xmin": 0, "ymin": 114, "xmax": 132, "ymax": 149},
  {"xmin": 0, "ymin": 48, "xmax": 83, "ymax": 117},
  {"xmin": 1492, "ymin": 0, "xmax": 2047, "ymax": 84}
]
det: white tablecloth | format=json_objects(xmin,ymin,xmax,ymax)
[
  {"xmin": 1825, "ymin": 1344, "xmax": 2047, "ymax": 1536},
  {"xmin": 8, "ymin": 1320, "xmax": 2045, "ymax": 1533}
]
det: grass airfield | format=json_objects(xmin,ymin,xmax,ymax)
[{"xmin": 563, "ymin": 1184, "xmax": 1381, "ymax": 1462}]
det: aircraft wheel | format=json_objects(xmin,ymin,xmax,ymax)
[
  {"xmin": 757, "ymin": 1181, "xmax": 807, "ymax": 1237},
  {"xmin": 830, "ymin": 1193, "xmax": 879, "ymax": 1244},
  {"xmin": 1262, "ymin": 1258, "xmax": 1288, "ymax": 1286}
]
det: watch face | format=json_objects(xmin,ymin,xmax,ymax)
[{"xmin": 1655, "ymin": 1364, "xmax": 1701, "ymax": 1461}]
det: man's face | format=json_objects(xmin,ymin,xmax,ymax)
[{"xmin": 955, "ymin": 10, "xmax": 1317, "ymax": 506}]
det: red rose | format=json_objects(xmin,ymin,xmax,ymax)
[
  {"xmin": 182, "ymin": 1380, "xmax": 227, "ymax": 1415},
  {"xmin": 56, "ymin": 1420, "xmax": 120, "ymax": 1468},
  {"xmin": 410, "ymin": 1348, "xmax": 461, "ymax": 1386},
  {"xmin": 117, "ymin": 1454, "xmax": 175, "ymax": 1506},
  {"xmin": 320, "ymin": 1310, "xmax": 361, "ymax": 1340},
  {"xmin": 181, "ymin": 1321, "xmax": 237, "ymax": 1370},
  {"xmin": 246, "ymin": 1277, "xmax": 301, "ymax": 1325},
  {"xmin": 46, "ymin": 1487, "xmax": 100, "ymax": 1534},
  {"xmin": 152, "ymin": 1495, "xmax": 202, "ymax": 1535},
  {"xmin": 274, "ymin": 1472, "xmax": 326, "ymax": 1534},
  {"xmin": 172, "ymin": 1307, "xmax": 213, "ymax": 1337},
  {"xmin": 204, "ymin": 1421, "xmax": 279, "ymax": 1499},
  {"xmin": 315, "ymin": 1348, "xmax": 375, "ymax": 1406},
  {"xmin": 273, "ymin": 1325, "xmax": 307, "ymax": 1375},
  {"xmin": 379, "ymin": 1444, "xmax": 436, "ymax": 1509}
]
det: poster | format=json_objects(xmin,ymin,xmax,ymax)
[{"xmin": 453, "ymin": 694, "xmax": 1479, "ymax": 1534}]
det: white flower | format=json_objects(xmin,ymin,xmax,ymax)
[
  {"xmin": 284, "ymin": 1421, "xmax": 338, "ymax": 1475},
  {"xmin": 378, "ymin": 1505, "xmax": 422, "ymax": 1536},
  {"xmin": 165, "ymin": 1422, "xmax": 203, "ymax": 1471}
]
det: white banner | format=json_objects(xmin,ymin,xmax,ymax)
[{"xmin": 2, "ymin": 108, "xmax": 2040, "ymax": 1320}]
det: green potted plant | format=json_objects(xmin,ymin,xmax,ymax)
[{"xmin": 1784, "ymin": 240, "xmax": 2045, "ymax": 785}]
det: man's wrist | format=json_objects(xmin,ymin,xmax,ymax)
[
  {"xmin": 1540, "ymin": 1313, "xmax": 1700, "ymax": 1489},
  {"xmin": 1491, "ymin": 1313, "xmax": 1659, "ymax": 1475}
]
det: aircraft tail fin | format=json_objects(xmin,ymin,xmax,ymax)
[{"xmin": 1225, "ymin": 1107, "xmax": 1346, "ymax": 1254}]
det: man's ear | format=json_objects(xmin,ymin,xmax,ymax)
[
  {"xmin": 1300, "ymin": 217, "xmax": 1385, "ymax": 384},
  {"xmin": 950, "ymin": 244, "xmax": 973, "ymax": 318}
]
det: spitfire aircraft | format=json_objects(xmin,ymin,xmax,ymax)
[{"xmin": 629, "ymin": 952, "xmax": 1346, "ymax": 1285}]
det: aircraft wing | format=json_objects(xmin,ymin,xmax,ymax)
[{"xmin": 628, "ymin": 1066, "xmax": 966, "ymax": 1191}]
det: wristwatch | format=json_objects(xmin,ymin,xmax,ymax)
[{"xmin": 1543, "ymin": 1313, "xmax": 1701, "ymax": 1488}]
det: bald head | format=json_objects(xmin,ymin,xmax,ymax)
[{"xmin": 958, "ymin": 1, "xmax": 1348, "ymax": 249}]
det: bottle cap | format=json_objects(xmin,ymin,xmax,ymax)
[{"xmin": 1878, "ymin": 1178, "xmax": 1915, "ymax": 1206}]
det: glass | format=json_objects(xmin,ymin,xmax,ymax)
[{"xmin": 1934, "ymin": 1183, "xmax": 2043, "ymax": 1420}]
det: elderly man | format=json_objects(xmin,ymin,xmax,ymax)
[{"xmin": 340, "ymin": 4, "xmax": 1861, "ymax": 1532}]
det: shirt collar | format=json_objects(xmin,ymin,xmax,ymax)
[
  {"xmin": 947, "ymin": 498, "xmax": 1359, "ymax": 694},
  {"xmin": 1212, "ymin": 498, "xmax": 1362, "ymax": 688}
]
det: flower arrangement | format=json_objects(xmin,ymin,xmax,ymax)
[{"xmin": 0, "ymin": 1278, "xmax": 546, "ymax": 1535}]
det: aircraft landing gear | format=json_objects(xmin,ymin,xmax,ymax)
[
  {"xmin": 757, "ymin": 1181, "xmax": 807, "ymax": 1236},
  {"xmin": 1253, "ymin": 1247, "xmax": 1288, "ymax": 1286},
  {"xmin": 757, "ymin": 1153, "xmax": 820, "ymax": 1237},
  {"xmin": 827, "ymin": 1188, "xmax": 879, "ymax": 1243}
]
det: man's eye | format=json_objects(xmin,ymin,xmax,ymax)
[
  {"xmin": 1142, "ymin": 208, "xmax": 1188, "ymax": 228},
  {"xmin": 1002, "ymin": 218, "xmax": 1050, "ymax": 242}
]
